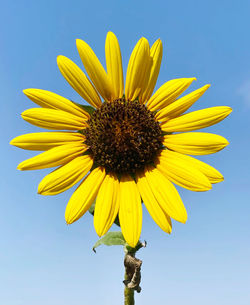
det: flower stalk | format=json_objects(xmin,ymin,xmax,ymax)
[
  {"xmin": 124, "ymin": 273, "xmax": 135, "ymax": 305},
  {"xmin": 123, "ymin": 242, "xmax": 146, "ymax": 305}
]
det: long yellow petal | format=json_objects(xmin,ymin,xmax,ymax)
[
  {"xmin": 21, "ymin": 108, "xmax": 88, "ymax": 130},
  {"xmin": 155, "ymin": 85, "xmax": 210, "ymax": 121},
  {"xmin": 163, "ymin": 132, "xmax": 229, "ymax": 155},
  {"xmin": 10, "ymin": 132, "xmax": 85, "ymax": 151},
  {"xmin": 65, "ymin": 167, "xmax": 106, "ymax": 224},
  {"xmin": 57, "ymin": 55, "xmax": 101, "ymax": 108},
  {"xmin": 105, "ymin": 32, "xmax": 124, "ymax": 100},
  {"xmin": 119, "ymin": 174, "xmax": 142, "ymax": 248},
  {"xmin": 136, "ymin": 170, "xmax": 172, "ymax": 233},
  {"xmin": 140, "ymin": 39, "xmax": 163, "ymax": 104},
  {"xmin": 17, "ymin": 143, "xmax": 87, "ymax": 170},
  {"xmin": 125, "ymin": 37, "xmax": 151, "ymax": 102},
  {"xmin": 161, "ymin": 106, "xmax": 232, "ymax": 132},
  {"xmin": 23, "ymin": 89, "xmax": 89, "ymax": 119},
  {"xmin": 38, "ymin": 155, "xmax": 93, "ymax": 195},
  {"xmin": 76, "ymin": 39, "xmax": 113, "ymax": 101},
  {"xmin": 159, "ymin": 150, "xmax": 223, "ymax": 184},
  {"xmin": 156, "ymin": 151, "xmax": 212, "ymax": 191},
  {"xmin": 144, "ymin": 166, "xmax": 187, "ymax": 223},
  {"xmin": 147, "ymin": 78, "xmax": 196, "ymax": 111},
  {"xmin": 94, "ymin": 173, "xmax": 120, "ymax": 237}
]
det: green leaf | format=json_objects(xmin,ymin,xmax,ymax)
[
  {"xmin": 77, "ymin": 103, "xmax": 95, "ymax": 115},
  {"xmin": 93, "ymin": 231, "xmax": 126, "ymax": 252},
  {"xmin": 161, "ymin": 131, "xmax": 172, "ymax": 136},
  {"xmin": 71, "ymin": 100, "xmax": 95, "ymax": 115},
  {"xmin": 88, "ymin": 200, "xmax": 95, "ymax": 216},
  {"xmin": 114, "ymin": 215, "xmax": 120, "ymax": 227}
]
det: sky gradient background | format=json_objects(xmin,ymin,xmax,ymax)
[{"xmin": 1, "ymin": 0, "xmax": 250, "ymax": 304}]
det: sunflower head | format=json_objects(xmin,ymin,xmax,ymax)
[
  {"xmin": 11, "ymin": 32, "xmax": 232, "ymax": 247},
  {"xmin": 83, "ymin": 98, "xmax": 163, "ymax": 174}
]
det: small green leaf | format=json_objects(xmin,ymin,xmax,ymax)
[
  {"xmin": 161, "ymin": 131, "xmax": 172, "ymax": 136},
  {"xmin": 114, "ymin": 215, "xmax": 120, "ymax": 227},
  {"xmin": 72, "ymin": 101, "xmax": 95, "ymax": 115},
  {"xmin": 78, "ymin": 104, "xmax": 95, "ymax": 115},
  {"xmin": 93, "ymin": 231, "xmax": 126, "ymax": 252},
  {"xmin": 88, "ymin": 200, "xmax": 95, "ymax": 216}
]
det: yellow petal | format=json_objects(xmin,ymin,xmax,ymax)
[
  {"xmin": 125, "ymin": 37, "xmax": 151, "ymax": 102},
  {"xmin": 105, "ymin": 32, "xmax": 124, "ymax": 100},
  {"xmin": 10, "ymin": 132, "xmax": 85, "ymax": 151},
  {"xmin": 147, "ymin": 78, "xmax": 196, "ymax": 111},
  {"xmin": 38, "ymin": 155, "xmax": 93, "ymax": 195},
  {"xmin": 94, "ymin": 173, "xmax": 120, "ymax": 236},
  {"xmin": 21, "ymin": 108, "xmax": 88, "ymax": 130},
  {"xmin": 23, "ymin": 89, "xmax": 90, "ymax": 119},
  {"xmin": 119, "ymin": 174, "xmax": 142, "ymax": 248},
  {"xmin": 57, "ymin": 55, "xmax": 101, "ymax": 108},
  {"xmin": 155, "ymin": 85, "xmax": 210, "ymax": 121},
  {"xmin": 136, "ymin": 170, "xmax": 172, "ymax": 233},
  {"xmin": 140, "ymin": 39, "xmax": 163, "ymax": 104},
  {"xmin": 163, "ymin": 132, "xmax": 229, "ymax": 155},
  {"xmin": 161, "ymin": 106, "xmax": 232, "ymax": 132},
  {"xmin": 156, "ymin": 150, "xmax": 212, "ymax": 191},
  {"xmin": 144, "ymin": 166, "xmax": 187, "ymax": 223},
  {"xmin": 76, "ymin": 39, "xmax": 113, "ymax": 101},
  {"xmin": 65, "ymin": 167, "xmax": 106, "ymax": 224},
  {"xmin": 17, "ymin": 143, "xmax": 87, "ymax": 170},
  {"xmin": 159, "ymin": 150, "xmax": 223, "ymax": 184}
]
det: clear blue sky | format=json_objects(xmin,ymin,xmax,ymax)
[{"xmin": 1, "ymin": 1, "xmax": 250, "ymax": 304}]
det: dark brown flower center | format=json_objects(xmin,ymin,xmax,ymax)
[{"xmin": 83, "ymin": 98, "xmax": 163, "ymax": 174}]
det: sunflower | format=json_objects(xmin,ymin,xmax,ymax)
[{"xmin": 11, "ymin": 32, "xmax": 231, "ymax": 247}]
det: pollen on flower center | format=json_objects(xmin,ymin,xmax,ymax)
[{"xmin": 83, "ymin": 98, "xmax": 163, "ymax": 174}]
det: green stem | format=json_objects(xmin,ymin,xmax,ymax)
[{"xmin": 124, "ymin": 270, "xmax": 135, "ymax": 305}]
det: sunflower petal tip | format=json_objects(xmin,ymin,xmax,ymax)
[
  {"xmin": 107, "ymin": 31, "xmax": 115, "ymax": 36},
  {"xmin": 140, "ymin": 37, "xmax": 148, "ymax": 44},
  {"xmin": 23, "ymin": 88, "xmax": 32, "ymax": 96},
  {"xmin": 65, "ymin": 216, "xmax": 71, "ymax": 225},
  {"xmin": 65, "ymin": 208, "xmax": 76, "ymax": 225},
  {"xmin": 37, "ymin": 189, "xmax": 44, "ymax": 195},
  {"xmin": 208, "ymin": 184, "xmax": 213, "ymax": 191},
  {"xmin": 76, "ymin": 39, "xmax": 83, "ymax": 47},
  {"xmin": 182, "ymin": 217, "xmax": 188, "ymax": 224},
  {"xmin": 215, "ymin": 177, "xmax": 224, "ymax": 184},
  {"xmin": 17, "ymin": 164, "xmax": 23, "ymax": 171},
  {"xmin": 37, "ymin": 185, "xmax": 43, "ymax": 195},
  {"xmin": 57, "ymin": 55, "xmax": 64, "ymax": 63},
  {"xmin": 181, "ymin": 213, "xmax": 188, "ymax": 224},
  {"xmin": 96, "ymin": 231, "xmax": 102, "ymax": 238}
]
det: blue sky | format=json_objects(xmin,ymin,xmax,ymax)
[{"xmin": 1, "ymin": 0, "xmax": 250, "ymax": 304}]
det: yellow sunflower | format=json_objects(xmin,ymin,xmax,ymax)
[{"xmin": 11, "ymin": 32, "xmax": 232, "ymax": 247}]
